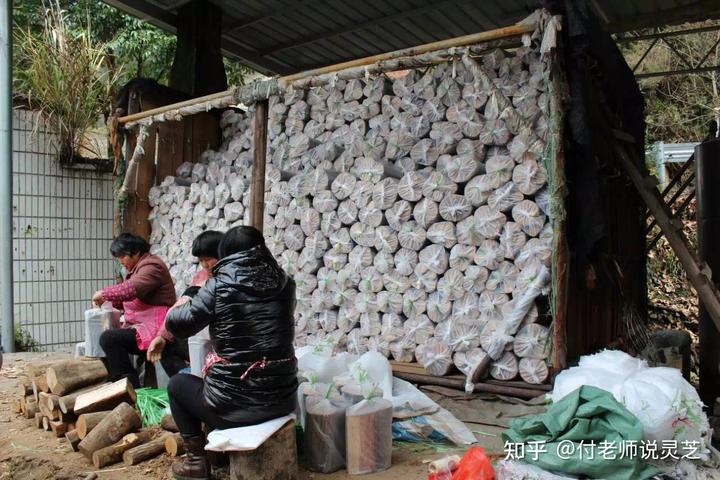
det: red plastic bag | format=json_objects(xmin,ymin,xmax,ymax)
[{"xmin": 451, "ymin": 446, "xmax": 494, "ymax": 480}]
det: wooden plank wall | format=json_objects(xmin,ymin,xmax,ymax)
[{"xmin": 121, "ymin": 88, "xmax": 221, "ymax": 238}]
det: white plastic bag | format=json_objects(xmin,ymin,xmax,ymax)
[{"xmin": 84, "ymin": 302, "xmax": 121, "ymax": 357}]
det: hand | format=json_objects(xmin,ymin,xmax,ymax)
[
  {"xmin": 147, "ymin": 336, "xmax": 166, "ymax": 363},
  {"xmin": 92, "ymin": 290, "xmax": 105, "ymax": 306}
]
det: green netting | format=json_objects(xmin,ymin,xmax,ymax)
[{"xmin": 135, "ymin": 387, "xmax": 170, "ymax": 427}]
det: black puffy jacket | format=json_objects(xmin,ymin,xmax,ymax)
[{"xmin": 165, "ymin": 245, "xmax": 298, "ymax": 424}]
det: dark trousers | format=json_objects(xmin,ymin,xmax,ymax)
[
  {"xmin": 99, "ymin": 328, "xmax": 188, "ymax": 388},
  {"xmin": 167, "ymin": 373, "xmax": 245, "ymax": 437}
]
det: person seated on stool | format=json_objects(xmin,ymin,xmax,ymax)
[
  {"xmin": 164, "ymin": 226, "xmax": 298, "ymax": 480},
  {"xmin": 146, "ymin": 230, "xmax": 224, "ymax": 367},
  {"xmin": 92, "ymin": 233, "xmax": 182, "ymax": 387}
]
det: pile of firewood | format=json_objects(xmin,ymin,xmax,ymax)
[
  {"xmin": 147, "ymin": 44, "xmax": 554, "ymax": 385},
  {"xmin": 14, "ymin": 359, "xmax": 184, "ymax": 468}
]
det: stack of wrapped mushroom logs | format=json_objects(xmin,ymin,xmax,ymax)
[{"xmin": 148, "ymin": 45, "xmax": 554, "ymax": 386}]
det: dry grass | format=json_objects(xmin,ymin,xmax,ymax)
[{"xmin": 14, "ymin": 0, "xmax": 122, "ymax": 161}]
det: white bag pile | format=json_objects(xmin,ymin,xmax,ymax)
[{"xmin": 149, "ymin": 44, "xmax": 555, "ymax": 384}]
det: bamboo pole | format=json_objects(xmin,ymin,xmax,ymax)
[
  {"xmin": 118, "ymin": 89, "xmax": 236, "ymax": 124},
  {"xmin": 251, "ymin": 99, "xmax": 268, "ymax": 233},
  {"xmin": 280, "ymin": 24, "xmax": 534, "ymax": 84},
  {"xmin": 114, "ymin": 22, "xmax": 533, "ymax": 127}
]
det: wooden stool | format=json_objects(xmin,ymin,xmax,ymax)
[{"xmin": 228, "ymin": 419, "xmax": 298, "ymax": 480}]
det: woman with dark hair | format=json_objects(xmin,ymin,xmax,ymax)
[
  {"xmin": 163, "ymin": 226, "xmax": 297, "ymax": 480},
  {"xmin": 93, "ymin": 233, "xmax": 182, "ymax": 387},
  {"xmin": 146, "ymin": 231, "xmax": 223, "ymax": 363}
]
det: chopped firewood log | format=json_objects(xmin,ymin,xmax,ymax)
[
  {"xmin": 165, "ymin": 433, "xmax": 184, "ymax": 457},
  {"xmin": 160, "ymin": 413, "xmax": 178, "ymax": 432},
  {"xmin": 92, "ymin": 430, "xmax": 155, "ymax": 468},
  {"xmin": 34, "ymin": 412, "xmax": 45, "ymax": 429},
  {"xmin": 58, "ymin": 383, "xmax": 107, "ymax": 414},
  {"xmin": 50, "ymin": 420, "xmax": 69, "ymax": 438},
  {"xmin": 73, "ymin": 378, "xmax": 136, "ymax": 415},
  {"xmin": 123, "ymin": 434, "xmax": 172, "ymax": 466},
  {"xmin": 78, "ymin": 403, "xmax": 141, "ymax": 459},
  {"xmin": 77, "ymin": 410, "xmax": 112, "ymax": 439},
  {"xmin": 66, "ymin": 430, "xmax": 81, "ymax": 451},
  {"xmin": 46, "ymin": 359, "xmax": 107, "ymax": 395}
]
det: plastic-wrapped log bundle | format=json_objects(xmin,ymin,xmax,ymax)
[
  {"xmin": 518, "ymin": 358, "xmax": 549, "ymax": 384},
  {"xmin": 490, "ymin": 351, "xmax": 519, "ymax": 380},
  {"xmin": 305, "ymin": 395, "xmax": 348, "ymax": 473},
  {"xmin": 415, "ymin": 339, "xmax": 453, "ymax": 376},
  {"xmin": 346, "ymin": 397, "xmax": 393, "ymax": 475},
  {"xmin": 513, "ymin": 324, "xmax": 550, "ymax": 359},
  {"xmin": 454, "ymin": 348, "xmax": 489, "ymax": 391}
]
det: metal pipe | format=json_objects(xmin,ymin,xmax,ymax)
[
  {"xmin": 0, "ymin": 1, "xmax": 13, "ymax": 353},
  {"xmin": 695, "ymin": 139, "xmax": 720, "ymax": 408}
]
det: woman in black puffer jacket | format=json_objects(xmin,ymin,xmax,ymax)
[{"xmin": 164, "ymin": 226, "xmax": 297, "ymax": 480}]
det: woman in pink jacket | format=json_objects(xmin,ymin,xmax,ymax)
[{"xmin": 92, "ymin": 233, "xmax": 181, "ymax": 388}]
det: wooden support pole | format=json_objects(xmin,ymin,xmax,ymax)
[
  {"xmin": 549, "ymin": 59, "xmax": 569, "ymax": 372},
  {"xmin": 251, "ymin": 99, "xmax": 268, "ymax": 233}
]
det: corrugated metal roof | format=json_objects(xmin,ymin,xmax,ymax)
[{"xmin": 103, "ymin": 0, "xmax": 720, "ymax": 75}]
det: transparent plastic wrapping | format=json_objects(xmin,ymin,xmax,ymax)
[
  {"xmin": 345, "ymin": 397, "xmax": 393, "ymax": 475},
  {"xmin": 305, "ymin": 393, "xmax": 349, "ymax": 473}
]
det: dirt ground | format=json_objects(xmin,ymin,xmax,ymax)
[{"xmin": 0, "ymin": 352, "xmax": 460, "ymax": 480}]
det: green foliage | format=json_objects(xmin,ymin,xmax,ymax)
[
  {"xmin": 14, "ymin": 325, "xmax": 40, "ymax": 352},
  {"xmin": 619, "ymin": 21, "xmax": 720, "ymax": 143},
  {"xmin": 15, "ymin": 0, "xmax": 255, "ymax": 87},
  {"xmin": 14, "ymin": 0, "xmax": 122, "ymax": 161}
]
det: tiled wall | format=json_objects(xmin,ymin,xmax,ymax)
[{"xmin": 11, "ymin": 108, "xmax": 116, "ymax": 350}]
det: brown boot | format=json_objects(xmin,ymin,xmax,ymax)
[{"xmin": 171, "ymin": 434, "xmax": 210, "ymax": 480}]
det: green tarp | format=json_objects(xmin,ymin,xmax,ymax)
[{"xmin": 503, "ymin": 385, "xmax": 662, "ymax": 480}]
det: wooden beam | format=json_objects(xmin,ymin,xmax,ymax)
[{"xmin": 251, "ymin": 99, "xmax": 268, "ymax": 233}]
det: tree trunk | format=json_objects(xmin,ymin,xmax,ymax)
[
  {"xmin": 165, "ymin": 434, "xmax": 184, "ymax": 457},
  {"xmin": 228, "ymin": 420, "xmax": 298, "ymax": 480},
  {"xmin": 77, "ymin": 410, "xmax": 112, "ymax": 439},
  {"xmin": 123, "ymin": 434, "xmax": 171, "ymax": 466},
  {"xmin": 92, "ymin": 430, "xmax": 155, "ymax": 468},
  {"xmin": 42, "ymin": 417, "xmax": 51, "ymax": 431},
  {"xmin": 78, "ymin": 403, "xmax": 141, "ymax": 459},
  {"xmin": 46, "ymin": 360, "xmax": 108, "ymax": 395},
  {"xmin": 346, "ymin": 400, "xmax": 393, "ymax": 475},
  {"xmin": 18, "ymin": 381, "xmax": 33, "ymax": 398},
  {"xmin": 66, "ymin": 430, "xmax": 81, "ymax": 452},
  {"xmin": 73, "ymin": 378, "xmax": 136, "ymax": 415}
]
